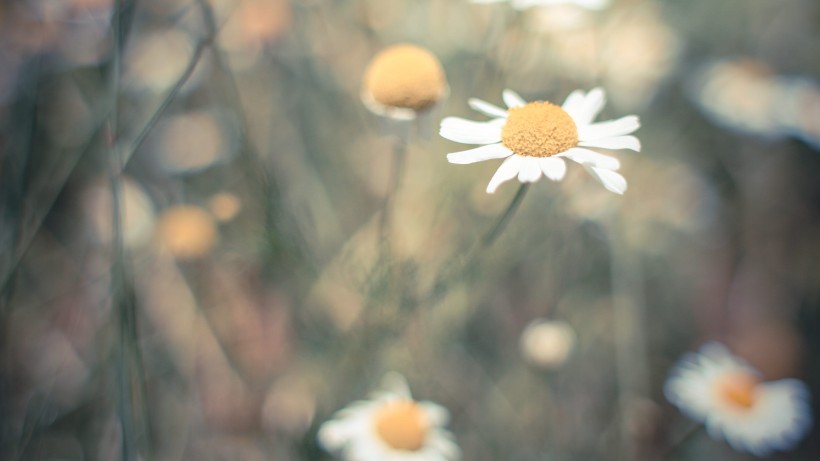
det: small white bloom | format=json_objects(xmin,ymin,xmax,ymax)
[
  {"xmin": 318, "ymin": 373, "xmax": 460, "ymax": 461},
  {"xmin": 471, "ymin": 0, "xmax": 610, "ymax": 12},
  {"xmin": 519, "ymin": 319, "xmax": 576, "ymax": 369},
  {"xmin": 665, "ymin": 342, "xmax": 812, "ymax": 456},
  {"xmin": 440, "ymin": 88, "xmax": 640, "ymax": 194}
]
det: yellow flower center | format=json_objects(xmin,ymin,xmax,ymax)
[
  {"xmin": 714, "ymin": 372, "xmax": 760, "ymax": 410},
  {"xmin": 372, "ymin": 400, "xmax": 429, "ymax": 451},
  {"xmin": 501, "ymin": 102, "xmax": 579, "ymax": 157},
  {"xmin": 157, "ymin": 206, "xmax": 217, "ymax": 260},
  {"xmin": 363, "ymin": 44, "xmax": 447, "ymax": 111}
]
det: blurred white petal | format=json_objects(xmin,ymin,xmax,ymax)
[
  {"xmin": 487, "ymin": 155, "xmax": 523, "ymax": 193},
  {"xmin": 561, "ymin": 147, "xmax": 621, "ymax": 170},
  {"xmin": 468, "ymin": 98, "xmax": 509, "ymax": 118},
  {"xmin": 579, "ymin": 135, "xmax": 641, "ymax": 152},
  {"xmin": 578, "ymin": 115, "xmax": 641, "ymax": 141},
  {"xmin": 539, "ymin": 157, "xmax": 567, "ymax": 181},
  {"xmin": 573, "ymin": 87, "xmax": 606, "ymax": 126},
  {"xmin": 447, "ymin": 143, "xmax": 512, "ymax": 164},
  {"xmin": 585, "ymin": 166, "xmax": 627, "ymax": 194},
  {"xmin": 502, "ymin": 89, "xmax": 527, "ymax": 108},
  {"xmin": 517, "ymin": 157, "xmax": 542, "ymax": 182},
  {"xmin": 440, "ymin": 117, "xmax": 503, "ymax": 145}
]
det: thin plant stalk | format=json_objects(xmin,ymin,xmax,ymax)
[
  {"xmin": 109, "ymin": 1, "xmax": 154, "ymax": 459},
  {"xmin": 108, "ymin": 0, "xmax": 138, "ymax": 456},
  {"xmin": 483, "ymin": 182, "xmax": 530, "ymax": 246},
  {"xmin": 379, "ymin": 133, "xmax": 409, "ymax": 252},
  {"xmin": 607, "ymin": 211, "xmax": 650, "ymax": 461},
  {"xmin": 415, "ymin": 181, "xmax": 531, "ymax": 308}
]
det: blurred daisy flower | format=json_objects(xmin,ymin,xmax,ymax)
[
  {"xmin": 318, "ymin": 373, "xmax": 460, "ymax": 461},
  {"xmin": 472, "ymin": 0, "xmax": 610, "ymax": 11},
  {"xmin": 664, "ymin": 342, "xmax": 812, "ymax": 456},
  {"xmin": 441, "ymin": 88, "xmax": 640, "ymax": 194},
  {"xmin": 362, "ymin": 44, "xmax": 448, "ymax": 121}
]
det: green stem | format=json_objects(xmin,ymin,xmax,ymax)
[
  {"xmin": 607, "ymin": 211, "xmax": 649, "ymax": 461},
  {"xmin": 379, "ymin": 135, "xmax": 408, "ymax": 248},
  {"xmin": 414, "ymin": 182, "xmax": 531, "ymax": 308},
  {"xmin": 483, "ymin": 183, "xmax": 530, "ymax": 246},
  {"xmin": 108, "ymin": 1, "xmax": 130, "ymax": 459}
]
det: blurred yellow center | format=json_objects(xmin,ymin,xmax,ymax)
[
  {"xmin": 363, "ymin": 44, "xmax": 446, "ymax": 111},
  {"xmin": 373, "ymin": 400, "xmax": 429, "ymax": 451},
  {"xmin": 157, "ymin": 206, "xmax": 217, "ymax": 260},
  {"xmin": 501, "ymin": 102, "xmax": 578, "ymax": 157},
  {"xmin": 715, "ymin": 372, "xmax": 760, "ymax": 409}
]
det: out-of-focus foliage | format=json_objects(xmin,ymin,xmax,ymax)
[{"xmin": 1, "ymin": 0, "xmax": 819, "ymax": 460}]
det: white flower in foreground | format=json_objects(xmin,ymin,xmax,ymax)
[
  {"xmin": 440, "ymin": 88, "xmax": 640, "ymax": 194},
  {"xmin": 472, "ymin": 0, "xmax": 610, "ymax": 12},
  {"xmin": 318, "ymin": 373, "xmax": 460, "ymax": 461},
  {"xmin": 665, "ymin": 342, "xmax": 812, "ymax": 456}
]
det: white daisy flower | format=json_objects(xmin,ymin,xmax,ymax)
[
  {"xmin": 440, "ymin": 88, "xmax": 640, "ymax": 194},
  {"xmin": 318, "ymin": 373, "xmax": 460, "ymax": 461},
  {"xmin": 471, "ymin": 0, "xmax": 610, "ymax": 12},
  {"xmin": 664, "ymin": 342, "xmax": 813, "ymax": 457}
]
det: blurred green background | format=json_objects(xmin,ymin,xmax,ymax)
[{"xmin": 1, "ymin": 0, "xmax": 819, "ymax": 460}]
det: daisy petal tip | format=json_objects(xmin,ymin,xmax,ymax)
[
  {"xmin": 502, "ymin": 89, "xmax": 526, "ymax": 108},
  {"xmin": 590, "ymin": 167, "xmax": 627, "ymax": 194},
  {"xmin": 446, "ymin": 152, "xmax": 481, "ymax": 165},
  {"xmin": 439, "ymin": 116, "xmax": 462, "ymax": 126},
  {"xmin": 590, "ymin": 87, "xmax": 606, "ymax": 97}
]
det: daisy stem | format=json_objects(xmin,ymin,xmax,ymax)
[
  {"xmin": 108, "ymin": 2, "xmax": 138, "ymax": 461},
  {"xmin": 483, "ymin": 183, "xmax": 530, "ymax": 246},
  {"xmin": 379, "ymin": 135, "xmax": 408, "ymax": 252},
  {"xmin": 607, "ymin": 212, "xmax": 649, "ymax": 461}
]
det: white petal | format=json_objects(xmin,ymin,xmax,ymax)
[
  {"xmin": 502, "ymin": 89, "xmax": 527, "ymax": 109},
  {"xmin": 425, "ymin": 433, "xmax": 461, "ymax": 461},
  {"xmin": 317, "ymin": 421, "xmax": 352, "ymax": 451},
  {"xmin": 585, "ymin": 166, "xmax": 627, "ymax": 194},
  {"xmin": 517, "ymin": 157, "xmax": 542, "ymax": 183},
  {"xmin": 561, "ymin": 147, "xmax": 621, "ymax": 170},
  {"xmin": 539, "ymin": 157, "xmax": 567, "ymax": 181},
  {"xmin": 561, "ymin": 89, "xmax": 586, "ymax": 118},
  {"xmin": 486, "ymin": 155, "xmax": 523, "ymax": 193},
  {"xmin": 573, "ymin": 87, "xmax": 606, "ymax": 126},
  {"xmin": 579, "ymin": 135, "xmax": 641, "ymax": 152},
  {"xmin": 380, "ymin": 372, "xmax": 412, "ymax": 398},
  {"xmin": 447, "ymin": 143, "xmax": 512, "ymax": 164},
  {"xmin": 468, "ymin": 98, "xmax": 509, "ymax": 119},
  {"xmin": 578, "ymin": 115, "xmax": 640, "ymax": 141},
  {"xmin": 440, "ymin": 117, "xmax": 503, "ymax": 145},
  {"xmin": 421, "ymin": 402, "xmax": 451, "ymax": 426}
]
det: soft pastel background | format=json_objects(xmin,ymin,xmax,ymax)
[{"xmin": 1, "ymin": 0, "xmax": 819, "ymax": 460}]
